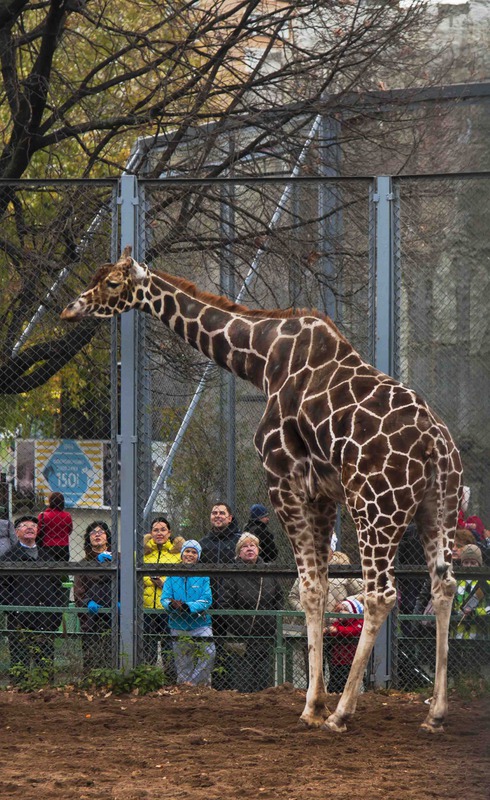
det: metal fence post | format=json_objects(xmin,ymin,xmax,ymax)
[
  {"xmin": 370, "ymin": 175, "xmax": 395, "ymax": 687},
  {"xmin": 220, "ymin": 177, "xmax": 237, "ymax": 509},
  {"xmin": 117, "ymin": 174, "xmax": 139, "ymax": 669},
  {"xmin": 275, "ymin": 611, "xmax": 285, "ymax": 685},
  {"xmin": 318, "ymin": 113, "xmax": 341, "ymax": 320}
]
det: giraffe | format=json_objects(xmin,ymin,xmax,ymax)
[{"xmin": 62, "ymin": 246, "xmax": 462, "ymax": 733}]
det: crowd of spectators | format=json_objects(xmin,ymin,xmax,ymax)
[
  {"xmin": 396, "ymin": 486, "xmax": 490, "ymax": 687},
  {"xmin": 0, "ymin": 488, "xmax": 488, "ymax": 692}
]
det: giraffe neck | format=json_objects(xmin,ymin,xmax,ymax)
[{"xmin": 137, "ymin": 272, "xmax": 274, "ymax": 391}]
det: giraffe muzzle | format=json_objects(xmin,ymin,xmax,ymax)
[{"xmin": 60, "ymin": 299, "xmax": 86, "ymax": 320}]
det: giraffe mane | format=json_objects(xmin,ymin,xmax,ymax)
[
  {"xmin": 86, "ymin": 263, "xmax": 115, "ymax": 289},
  {"xmin": 155, "ymin": 270, "xmax": 346, "ymax": 335}
]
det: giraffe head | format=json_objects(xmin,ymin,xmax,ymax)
[{"xmin": 61, "ymin": 246, "xmax": 150, "ymax": 321}]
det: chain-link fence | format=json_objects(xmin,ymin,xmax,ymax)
[
  {"xmin": 392, "ymin": 173, "xmax": 490, "ymax": 692},
  {"xmin": 0, "ymin": 173, "xmax": 488, "ymax": 692},
  {"xmin": 0, "ymin": 180, "xmax": 119, "ymax": 685}
]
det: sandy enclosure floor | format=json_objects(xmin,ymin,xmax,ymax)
[{"xmin": 0, "ymin": 684, "xmax": 488, "ymax": 800}]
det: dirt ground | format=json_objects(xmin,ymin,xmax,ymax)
[{"xmin": 0, "ymin": 684, "xmax": 488, "ymax": 800}]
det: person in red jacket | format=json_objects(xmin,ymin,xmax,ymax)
[
  {"xmin": 37, "ymin": 492, "xmax": 73, "ymax": 561},
  {"xmin": 324, "ymin": 596, "xmax": 364, "ymax": 694}
]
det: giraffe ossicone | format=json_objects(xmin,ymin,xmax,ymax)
[{"xmin": 62, "ymin": 247, "xmax": 462, "ymax": 733}]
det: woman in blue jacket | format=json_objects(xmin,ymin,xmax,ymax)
[{"xmin": 160, "ymin": 540, "xmax": 215, "ymax": 686}]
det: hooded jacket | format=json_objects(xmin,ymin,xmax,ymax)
[
  {"xmin": 451, "ymin": 579, "xmax": 490, "ymax": 640},
  {"xmin": 143, "ymin": 537, "xmax": 181, "ymax": 609},
  {"xmin": 37, "ymin": 507, "xmax": 72, "ymax": 547},
  {"xmin": 160, "ymin": 571, "xmax": 213, "ymax": 631},
  {"xmin": 464, "ymin": 516, "xmax": 486, "ymax": 545}
]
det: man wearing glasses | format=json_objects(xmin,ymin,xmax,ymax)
[{"xmin": 0, "ymin": 516, "xmax": 64, "ymax": 684}]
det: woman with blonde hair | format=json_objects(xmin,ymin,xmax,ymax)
[
  {"xmin": 220, "ymin": 532, "xmax": 283, "ymax": 692},
  {"xmin": 288, "ymin": 548, "xmax": 363, "ymax": 617}
]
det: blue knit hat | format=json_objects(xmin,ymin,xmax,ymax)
[
  {"xmin": 250, "ymin": 503, "xmax": 268, "ymax": 520},
  {"xmin": 181, "ymin": 539, "xmax": 202, "ymax": 560}
]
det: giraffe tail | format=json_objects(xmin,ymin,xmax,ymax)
[
  {"xmin": 431, "ymin": 436, "xmax": 457, "ymax": 580},
  {"xmin": 435, "ymin": 553, "xmax": 451, "ymax": 579}
]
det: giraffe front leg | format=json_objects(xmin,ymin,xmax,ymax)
[
  {"xmin": 324, "ymin": 588, "xmax": 396, "ymax": 733},
  {"xmin": 299, "ymin": 579, "xmax": 330, "ymax": 727},
  {"xmin": 265, "ymin": 480, "xmax": 336, "ymax": 729}
]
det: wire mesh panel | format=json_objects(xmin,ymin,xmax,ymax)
[
  {"xmin": 392, "ymin": 174, "xmax": 490, "ymax": 691},
  {"xmin": 135, "ymin": 176, "xmax": 371, "ymax": 555},
  {"xmin": 136, "ymin": 564, "xmax": 368, "ymax": 694},
  {"xmin": 0, "ymin": 181, "xmax": 119, "ymax": 685},
  {"xmin": 395, "ymin": 174, "xmax": 489, "ymax": 522}
]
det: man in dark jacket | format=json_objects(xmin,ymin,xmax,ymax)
[
  {"xmin": 199, "ymin": 502, "xmax": 241, "ymax": 687},
  {"xmin": 199, "ymin": 502, "xmax": 241, "ymax": 634},
  {"xmin": 199, "ymin": 501, "xmax": 241, "ymax": 622},
  {"xmin": 0, "ymin": 516, "xmax": 64, "ymax": 682},
  {"xmin": 245, "ymin": 504, "xmax": 278, "ymax": 563},
  {"xmin": 199, "ymin": 502, "xmax": 241, "ymax": 565}
]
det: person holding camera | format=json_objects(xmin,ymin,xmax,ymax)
[{"xmin": 142, "ymin": 517, "xmax": 182, "ymax": 668}]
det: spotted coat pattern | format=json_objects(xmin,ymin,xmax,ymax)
[{"xmin": 62, "ymin": 248, "xmax": 463, "ymax": 733}]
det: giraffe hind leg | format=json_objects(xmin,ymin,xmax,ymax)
[
  {"xmin": 420, "ymin": 555, "xmax": 456, "ymax": 733},
  {"xmin": 420, "ymin": 580, "xmax": 455, "ymax": 733},
  {"xmin": 416, "ymin": 503, "xmax": 457, "ymax": 733}
]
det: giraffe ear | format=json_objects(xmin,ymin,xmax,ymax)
[{"xmin": 129, "ymin": 257, "xmax": 149, "ymax": 284}]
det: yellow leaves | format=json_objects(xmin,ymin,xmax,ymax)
[{"xmin": 1, "ymin": 1, "xmax": 189, "ymax": 177}]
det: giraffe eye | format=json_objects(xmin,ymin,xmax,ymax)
[{"xmin": 106, "ymin": 280, "xmax": 122, "ymax": 289}]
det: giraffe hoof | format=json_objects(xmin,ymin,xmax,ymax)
[
  {"xmin": 323, "ymin": 713, "xmax": 347, "ymax": 733},
  {"xmin": 299, "ymin": 710, "xmax": 329, "ymax": 729},
  {"xmin": 420, "ymin": 720, "xmax": 445, "ymax": 735}
]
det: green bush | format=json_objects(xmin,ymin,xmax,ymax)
[{"xmin": 80, "ymin": 664, "xmax": 167, "ymax": 695}]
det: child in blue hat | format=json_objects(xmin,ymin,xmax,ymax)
[{"xmin": 160, "ymin": 539, "xmax": 215, "ymax": 685}]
